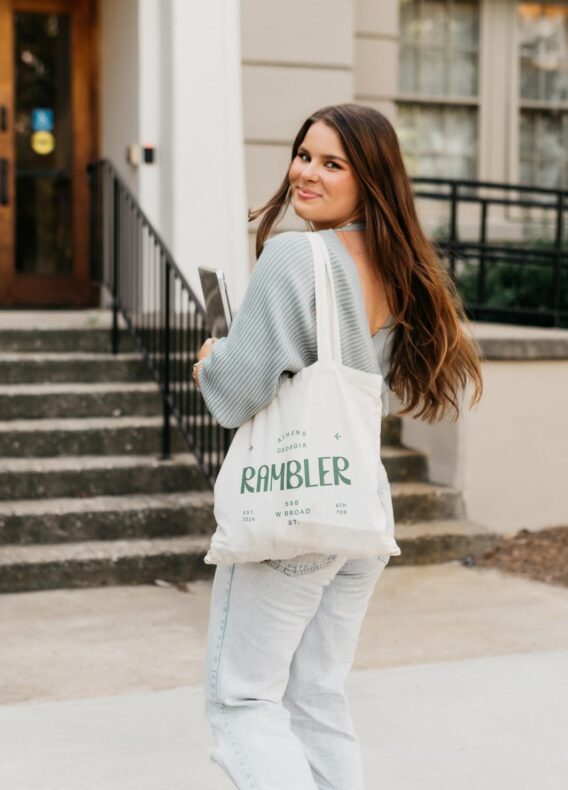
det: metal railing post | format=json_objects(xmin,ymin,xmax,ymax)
[
  {"xmin": 112, "ymin": 177, "xmax": 120, "ymax": 355},
  {"xmin": 448, "ymin": 182, "xmax": 458, "ymax": 280},
  {"xmin": 161, "ymin": 259, "xmax": 172, "ymax": 459},
  {"xmin": 553, "ymin": 192, "xmax": 564, "ymax": 328}
]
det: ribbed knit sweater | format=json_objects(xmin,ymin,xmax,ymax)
[{"xmin": 197, "ymin": 226, "xmax": 396, "ymax": 430}]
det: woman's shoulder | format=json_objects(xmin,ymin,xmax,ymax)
[
  {"xmin": 264, "ymin": 229, "xmax": 311, "ymax": 255},
  {"xmin": 258, "ymin": 230, "xmax": 315, "ymax": 280}
]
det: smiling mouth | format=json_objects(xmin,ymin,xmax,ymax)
[{"xmin": 297, "ymin": 188, "xmax": 321, "ymax": 198}]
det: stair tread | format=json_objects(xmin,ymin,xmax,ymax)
[
  {"xmin": 394, "ymin": 519, "xmax": 497, "ymax": 536},
  {"xmin": 0, "ymin": 352, "xmax": 144, "ymax": 361},
  {"xmin": 0, "ymin": 490, "xmax": 214, "ymax": 516},
  {"xmin": 0, "ymin": 382, "xmax": 159, "ymax": 395},
  {"xmin": 0, "ymin": 453, "xmax": 199, "ymax": 473},
  {"xmin": 0, "ymin": 520, "xmax": 497, "ymax": 565},
  {"xmin": 0, "ymin": 415, "xmax": 203, "ymax": 431},
  {"xmin": 0, "ymin": 422, "xmax": 402, "ymax": 440},
  {"xmin": 0, "ymin": 309, "xmax": 123, "ymax": 330},
  {"xmin": 0, "ymin": 534, "xmax": 212, "ymax": 564},
  {"xmin": 389, "ymin": 480, "xmax": 461, "ymax": 495},
  {"xmin": 0, "ymin": 489, "xmax": 471, "ymax": 518}
]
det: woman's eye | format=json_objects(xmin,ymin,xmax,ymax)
[{"xmin": 298, "ymin": 153, "xmax": 339, "ymax": 169}]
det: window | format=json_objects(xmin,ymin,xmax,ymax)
[
  {"xmin": 397, "ymin": 0, "xmax": 481, "ymax": 179},
  {"xmin": 518, "ymin": 2, "xmax": 568, "ymax": 188}
]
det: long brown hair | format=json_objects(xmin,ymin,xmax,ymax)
[{"xmin": 248, "ymin": 103, "xmax": 483, "ymax": 423}]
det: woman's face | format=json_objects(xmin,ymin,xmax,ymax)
[{"xmin": 288, "ymin": 121, "xmax": 362, "ymax": 230}]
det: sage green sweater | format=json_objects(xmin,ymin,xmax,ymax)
[{"xmin": 198, "ymin": 227, "xmax": 395, "ymax": 430}]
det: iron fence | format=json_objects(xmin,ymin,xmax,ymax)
[
  {"xmin": 413, "ymin": 177, "xmax": 568, "ymax": 327},
  {"xmin": 87, "ymin": 159, "xmax": 236, "ymax": 490}
]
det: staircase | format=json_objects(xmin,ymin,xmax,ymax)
[{"xmin": 0, "ymin": 312, "xmax": 498, "ymax": 593}]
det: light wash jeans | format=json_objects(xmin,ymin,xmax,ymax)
[{"xmin": 203, "ymin": 481, "xmax": 395, "ymax": 790}]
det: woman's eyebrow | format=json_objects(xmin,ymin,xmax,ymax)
[{"xmin": 298, "ymin": 145, "xmax": 348, "ymax": 164}]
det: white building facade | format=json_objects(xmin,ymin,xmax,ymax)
[{"xmin": 0, "ymin": 0, "xmax": 566, "ymax": 307}]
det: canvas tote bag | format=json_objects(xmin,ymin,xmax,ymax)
[{"xmin": 203, "ymin": 232, "xmax": 402, "ymax": 565}]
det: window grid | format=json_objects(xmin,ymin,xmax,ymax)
[
  {"xmin": 397, "ymin": 103, "xmax": 478, "ymax": 179},
  {"xmin": 518, "ymin": 2, "xmax": 568, "ymax": 188},
  {"xmin": 399, "ymin": 0, "xmax": 480, "ymax": 98},
  {"xmin": 397, "ymin": 0, "xmax": 481, "ymax": 180},
  {"xmin": 520, "ymin": 110, "xmax": 568, "ymax": 188}
]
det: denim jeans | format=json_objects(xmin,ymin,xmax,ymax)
[{"xmin": 202, "ymin": 483, "xmax": 395, "ymax": 789}]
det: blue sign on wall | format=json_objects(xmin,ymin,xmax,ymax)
[{"xmin": 32, "ymin": 108, "xmax": 54, "ymax": 132}]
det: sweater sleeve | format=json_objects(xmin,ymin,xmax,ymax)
[{"xmin": 197, "ymin": 231, "xmax": 316, "ymax": 429}]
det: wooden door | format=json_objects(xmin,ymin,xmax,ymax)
[{"xmin": 0, "ymin": 0, "xmax": 98, "ymax": 306}]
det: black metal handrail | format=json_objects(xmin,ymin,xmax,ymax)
[
  {"xmin": 413, "ymin": 177, "xmax": 567, "ymax": 327},
  {"xmin": 87, "ymin": 159, "xmax": 236, "ymax": 490}
]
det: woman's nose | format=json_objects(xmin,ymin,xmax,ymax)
[{"xmin": 302, "ymin": 162, "xmax": 319, "ymax": 180}]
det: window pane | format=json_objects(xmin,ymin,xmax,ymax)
[
  {"xmin": 518, "ymin": 3, "xmax": 568, "ymax": 101},
  {"xmin": 400, "ymin": 0, "xmax": 419, "ymax": 42},
  {"xmin": 520, "ymin": 109, "xmax": 568, "ymax": 188},
  {"xmin": 450, "ymin": 52, "xmax": 478, "ymax": 95},
  {"xmin": 545, "ymin": 64, "xmax": 568, "ymax": 101},
  {"xmin": 447, "ymin": 107, "xmax": 476, "ymax": 151},
  {"xmin": 400, "ymin": 46, "xmax": 417, "ymax": 92},
  {"xmin": 421, "ymin": 108, "xmax": 446, "ymax": 152},
  {"xmin": 14, "ymin": 12, "xmax": 73, "ymax": 276},
  {"xmin": 450, "ymin": 2, "xmax": 480, "ymax": 47},
  {"xmin": 399, "ymin": 0, "xmax": 480, "ymax": 98},
  {"xmin": 420, "ymin": 49, "xmax": 446, "ymax": 94},
  {"xmin": 421, "ymin": 1, "xmax": 448, "ymax": 46},
  {"xmin": 397, "ymin": 104, "xmax": 477, "ymax": 179}
]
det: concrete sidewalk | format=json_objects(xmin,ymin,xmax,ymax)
[{"xmin": 1, "ymin": 562, "xmax": 568, "ymax": 789}]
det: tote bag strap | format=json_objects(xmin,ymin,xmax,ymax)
[{"xmin": 307, "ymin": 232, "xmax": 342, "ymax": 364}]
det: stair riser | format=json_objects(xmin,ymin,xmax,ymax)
[
  {"xmin": 0, "ymin": 391, "xmax": 162, "ymax": 419},
  {"xmin": 0, "ymin": 464, "xmax": 208, "ymax": 501},
  {"xmin": 381, "ymin": 418, "xmax": 400, "ymax": 446},
  {"xmin": 389, "ymin": 532, "xmax": 499, "ymax": 566},
  {"xmin": 0, "ymin": 330, "xmax": 137, "ymax": 353},
  {"xmin": 0, "ymin": 328, "xmax": 205, "ymax": 353},
  {"xmin": 383, "ymin": 454, "xmax": 428, "ymax": 482},
  {"xmin": 0, "ymin": 531, "xmax": 500, "ymax": 593},
  {"xmin": 0, "ymin": 425, "xmax": 193, "ymax": 457},
  {"xmin": 393, "ymin": 490, "xmax": 465, "ymax": 521},
  {"xmin": 0, "ymin": 489, "xmax": 462, "ymax": 544},
  {"xmin": 0, "ymin": 424, "xmax": 412, "ymax": 467},
  {"xmin": 0, "ymin": 359, "xmax": 153, "ymax": 384},
  {"xmin": 0, "ymin": 552, "xmax": 212, "ymax": 593},
  {"xmin": 0, "ymin": 504, "xmax": 215, "ymax": 545}
]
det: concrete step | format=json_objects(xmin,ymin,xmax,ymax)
[
  {"xmin": 0, "ymin": 381, "xmax": 402, "ymax": 445},
  {"xmin": 388, "ymin": 480, "xmax": 465, "ymax": 521},
  {"xmin": 0, "ymin": 534, "xmax": 213, "ymax": 593},
  {"xmin": 0, "ymin": 322, "xmax": 206, "ymax": 353},
  {"xmin": 390, "ymin": 519, "xmax": 500, "ymax": 565},
  {"xmin": 0, "ymin": 454, "xmax": 209, "ymax": 501},
  {"xmin": 0, "ymin": 491, "xmax": 216, "ymax": 545},
  {"xmin": 0, "ymin": 479, "xmax": 463, "ymax": 546},
  {"xmin": 0, "ymin": 382, "xmax": 163, "ymax": 419},
  {"xmin": 0, "ymin": 328, "xmax": 137, "ymax": 353},
  {"xmin": 0, "ymin": 417, "xmax": 413, "ymax": 471},
  {"xmin": 0, "ymin": 353, "xmax": 153, "ymax": 384},
  {"xmin": 0, "ymin": 416, "xmax": 200, "ymax": 457},
  {"xmin": 0, "ymin": 518, "xmax": 500, "ymax": 593},
  {"xmin": 380, "ymin": 446, "xmax": 428, "ymax": 482}
]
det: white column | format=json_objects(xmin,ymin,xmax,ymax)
[{"xmin": 170, "ymin": 0, "xmax": 249, "ymax": 309}]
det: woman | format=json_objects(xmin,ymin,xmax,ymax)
[{"xmin": 195, "ymin": 103, "xmax": 483, "ymax": 789}]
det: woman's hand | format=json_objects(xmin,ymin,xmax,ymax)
[
  {"xmin": 198, "ymin": 337, "xmax": 218, "ymax": 362},
  {"xmin": 193, "ymin": 337, "xmax": 218, "ymax": 389}
]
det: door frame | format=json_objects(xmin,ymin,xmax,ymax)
[{"xmin": 0, "ymin": 0, "xmax": 99, "ymax": 306}]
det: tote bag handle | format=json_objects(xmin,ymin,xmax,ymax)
[{"xmin": 307, "ymin": 233, "xmax": 342, "ymax": 365}]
